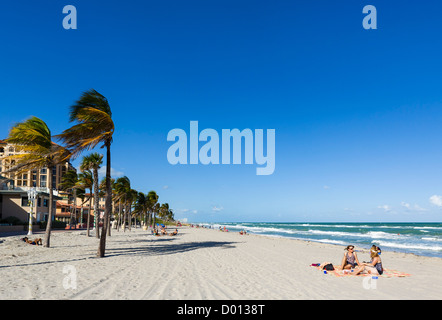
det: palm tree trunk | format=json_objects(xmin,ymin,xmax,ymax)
[
  {"xmin": 148, "ymin": 210, "xmax": 152, "ymax": 228},
  {"xmin": 70, "ymin": 188, "xmax": 77, "ymax": 226},
  {"xmin": 98, "ymin": 143, "xmax": 111, "ymax": 257},
  {"xmin": 87, "ymin": 192, "xmax": 92, "ymax": 237},
  {"xmin": 117, "ymin": 200, "xmax": 121, "ymax": 232},
  {"xmin": 108, "ymin": 198, "xmax": 113, "ymax": 236},
  {"xmin": 44, "ymin": 166, "xmax": 54, "ymax": 247},
  {"xmin": 93, "ymin": 168, "xmax": 100, "ymax": 238}
]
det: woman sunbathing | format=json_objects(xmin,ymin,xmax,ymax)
[{"xmin": 21, "ymin": 237, "xmax": 42, "ymax": 246}]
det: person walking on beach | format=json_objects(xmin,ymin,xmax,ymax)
[
  {"xmin": 340, "ymin": 245, "xmax": 361, "ymax": 270},
  {"xmin": 354, "ymin": 245, "xmax": 383, "ymax": 275}
]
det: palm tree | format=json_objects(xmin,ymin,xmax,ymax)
[
  {"xmin": 100, "ymin": 176, "xmax": 115, "ymax": 236},
  {"xmin": 5, "ymin": 116, "xmax": 70, "ymax": 247},
  {"xmin": 75, "ymin": 186, "xmax": 87, "ymax": 227},
  {"xmin": 56, "ymin": 89, "xmax": 114, "ymax": 257},
  {"xmin": 80, "ymin": 153, "xmax": 103, "ymax": 238},
  {"xmin": 159, "ymin": 203, "xmax": 169, "ymax": 220},
  {"xmin": 59, "ymin": 169, "xmax": 80, "ymax": 227},
  {"xmin": 147, "ymin": 191, "xmax": 158, "ymax": 228},
  {"xmin": 134, "ymin": 192, "xmax": 149, "ymax": 229},
  {"xmin": 113, "ymin": 176, "xmax": 132, "ymax": 231},
  {"xmin": 77, "ymin": 169, "xmax": 93, "ymax": 236}
]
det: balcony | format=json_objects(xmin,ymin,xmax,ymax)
[{"xmin": 0, "ymin": 185, "xmax": 59, "ymax": 196}]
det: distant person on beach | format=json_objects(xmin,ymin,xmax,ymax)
[
  {"xmin": 169, "ymin": 229, "xmax": 178, "ymax": 236},
  {"xmin": 354, "ymin": 245, "xmax": 383, "ymax": 275},
  {"xmin": 340, "ymin": 245, "xmax": 361, "ymax": 270}
]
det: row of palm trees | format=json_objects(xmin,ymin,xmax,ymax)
[
  {"xmin": 5, "ymin": 89, "xmax": 169, "ymax": 257},
  {"xmin": 60, "ymin": 161, "xmax": 174, "ymax": 239}
]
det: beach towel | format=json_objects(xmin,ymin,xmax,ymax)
[{"xmin": 311, "ymin": 265, "xmax": 411, "ymax": 278}]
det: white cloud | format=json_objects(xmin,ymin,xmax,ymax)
[
  {"xmin": 402, "ymin": 202, "xmax": 427, "ymax": 212},
  {"xmin": 430, "ymin": 195, "xmax": 442, "ymax": 207},
  {"xmin": 323, "ymin": 185, "xmax": 330, "ymax": 189},
  {"xmin": 98, "ymin": 166, "xmax": 124, "ymax": 179},
  {"xmin": 377, "ymin": 204, "xmax": 392, "ymax": 212},
  {"xmin": 176, "ymin": 208, "xmax": 198, "ymax": 214},
  {"xmin": 401, "ymin": 202, "xmax": 411, "ymax": 209},
  {"xmin": 212, "ymin": 206, "xmax": 224, "ymax": 212},
  {"xmin": 163, "ymin": 185, "xmax": 169, "ymax": 190}
]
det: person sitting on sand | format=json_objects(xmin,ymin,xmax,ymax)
[
  {"xmin": 169, "ymin": 229, "xmax": 178, "ymax": 236},
  {"xmin": 340, "ymin": 245, "xmax": 361, "ymax": 270},
  {"xmin": 354, "ymin": 245, "xmax": 383, "ymax": 275}
]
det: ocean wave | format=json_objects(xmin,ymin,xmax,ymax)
[{"xmin": 372, "ymin": 240, "xmax": 442, "ymax": 252}]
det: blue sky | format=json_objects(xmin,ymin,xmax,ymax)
[{"xmin": 1, "ymin": 1, "xmax": 442, "ymax": 222}]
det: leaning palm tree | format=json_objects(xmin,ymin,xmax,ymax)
[
  {"xmin": 147, "ymin": 191, "xmax": 158, "ymax": 228},
  {"xmin": 56, "ymin": 89, "xmax": 114, "ymax": 257},
  {"xmin": 77, "ymin": 169, "xmax": 93, "ymax": 236},
  {"xmin": 99, "ymin": 177, "xmax": 115, "ymax": 236},
  {"xmin": 80, "ymin": 153, "xmax": 103, "ymax": 238},
  {"xmin": 134, "ymin": 192, "xmax": 149, "ymax": 229},
  {"xmin": 59, "ymin": 169, "xmax": 79, "ymax": 227},
  {"xmin": 5, "ymin": 116, "xmax": 70, "ymax": 248},
  {"xmin": 113, "ymin": 176, "xmax": 131, "ymax": 231},
  {"xmin": 125, "ymin": 188, "xmax": 138, "ymax": 231}
]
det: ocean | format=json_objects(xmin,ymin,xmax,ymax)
[{"xmin": 198, "ymin": 222, "xmax": 442, "ymax": 258}]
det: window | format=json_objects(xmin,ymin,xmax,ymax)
[
  {"xmin": 37, "ymin": 197, "xmax": 41, "ymax": 207},
  {"xmin": 43, "ymin": 199, "xmax": 48, "ymax": 207},
  {"xmin": 21, "ymin": 197, "xmax": 29, "ymax": 207},
  {"xmin": 9, "ymin": 147, "xmax": 14, "ymax": 153},
  {"xmin": 40, "ymin": 168, "xmax": 47, "ymax": 174}
]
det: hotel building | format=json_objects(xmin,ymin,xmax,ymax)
[{"xmin": 0, "ymin": 139, "xmax": 95, "ymax": 225}]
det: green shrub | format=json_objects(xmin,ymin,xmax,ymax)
[
  {"xmin": 0, "ymin": 216, "xmax": 24, "ymax": 225},
  {"xmin": 39, "ymin": 220, "xmax": 67, "ymax": 229}
]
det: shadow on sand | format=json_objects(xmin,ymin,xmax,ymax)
[{"xmin": 105, "ymin": 240, "xmax": 238, "ymax": 258}]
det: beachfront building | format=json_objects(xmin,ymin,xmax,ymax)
[
  {"xmin": 54, "ymin": 191, "xmax": 107, "ymax": 225},
  {"xmin": 0, "ymin": 139, "xmax": 70, "ymax": 223},
  {"xmin": 54, "ymin": 193, "xmax": 104, "ymax": 225}
]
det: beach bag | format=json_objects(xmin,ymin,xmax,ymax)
[{"xmin": 323, "ymin": 263, "xmax": 335, "ymax": 271}]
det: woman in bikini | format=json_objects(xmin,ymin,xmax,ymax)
[
  {"xmin": 354, "ymin": 245, "xmax": 383, "ymax": 275},
  {"xmin": 340, "ymin": 245, "xmax": 361, "ymax": 270}
]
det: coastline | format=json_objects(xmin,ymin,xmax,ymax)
[
  {"xmin": 197, "ymin": 222, "xmax": 442, "ymax": 259},
  {"xmin": 1, "ymin": 226, "xmax": 441, "ymax": 300}
]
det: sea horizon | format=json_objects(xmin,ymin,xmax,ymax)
[{"xmin": 193, "ymin": 221, "xmax": 442, "ymax": 259}]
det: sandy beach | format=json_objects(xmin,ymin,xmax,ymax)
[{"xmin": 1, "ymin": 226, "xmax": 441, "ymax": 300}]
